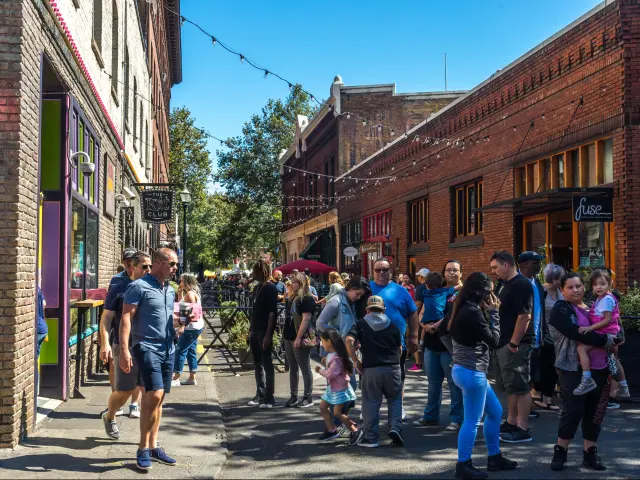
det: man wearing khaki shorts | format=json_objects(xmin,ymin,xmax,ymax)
[
  {"xmin": 100, "ymin": 252, "xmax": 151, "ymax": 440},
  {"xmin": 490, "ymin": 251, "xmax": 534, "ymax": 444}
]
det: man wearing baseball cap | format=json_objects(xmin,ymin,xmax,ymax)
[
  {"xmin": 346, "ymin": 295, "xmax": 404, "ymax": 448},
  {"xmin": 110, "ymin": 247, "xmax": 138, "ymax": 289}
]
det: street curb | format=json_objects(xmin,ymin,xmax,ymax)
[{"xmin": 191, "ymin": 372, "xmax": 229, "ymax": 480}]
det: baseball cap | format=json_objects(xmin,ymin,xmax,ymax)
[
  {"xmin": 417, "ymin": 268, "xmax": 430, "ymax": 278},
  {"xmin": 367, "ymin": 295, "xmax": 385, "ymax": 312},
  {"xmin": 518, "ymin": 251, "xmax": 546, "ymax": 263},
  {"xmin": 122, "ymin": 247, "xmax": 137, "ymax": 261},
  {"xmin": 340, "ymin": 272, "xmax": 350, "ymax": 282}
]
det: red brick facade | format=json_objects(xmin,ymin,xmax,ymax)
[{"xmin": 336, "ymin": 1, "xmax": 638, "ymax": 288}]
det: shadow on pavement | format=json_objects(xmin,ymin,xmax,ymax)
[{"xmin": 0, "ymin": 453, "xmax": 130, "ymax": 474}]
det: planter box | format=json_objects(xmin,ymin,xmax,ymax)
[
  {"xmin": 619, "ymin": 327, "xmax": 640, "ymax": 387},
  {"xmin": 236, "ymin": 348, "xmax": 254, "ymax": 370}
]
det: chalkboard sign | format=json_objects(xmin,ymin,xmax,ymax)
[
  {"xmin": 140, "ymin": 190, "xmax": 174, "ymax": 224},
  {"xmin": 572, "ymin": 193, "xmax": 613, "ymax": 222}
]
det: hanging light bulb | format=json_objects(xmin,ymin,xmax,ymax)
[
  {"xmin": 288, "ymin": 82, "xmax": 293, "ymax": 90},
  {"xmin": 303, "ymin": 172, "xmax": 306, "ymax": 176},
  {"xmin": 413, "ymin": 160, "xmax": 416, "ymax": 166},
  {"xmin": 212, "ymin": 37, "xmax": 217, "ymax": 47},
  {"xmin": 346, "ymin": 113, "xmax": 351, "ymax": 119},
  {"xmin": 239, "ymin": 55, "xmax": 245, "ymax": 63},
  {"xmin": 391, "ymin": 129, "xmax": 395, "ymax": 136},
  {"xmin": 293, "ymin": 182, "xmax": 296, "ymax": 187},
  {"xmin": 362, "ymin": 118, "xmax": 366, "ymax": 126},
  {"xmin": 264, "ymin": 70, "xmax": 269, "ymax": 79},
  {"xmin": 542, "ymin": 113, "xmax": 546, "ymax": 120},
  {"xmin": 180, "ymin": 16, "xmax": 186, "ymax": 26},
  {"xmin": 437, "ymin": 153, "xmax": 440, "ymax": 159}
]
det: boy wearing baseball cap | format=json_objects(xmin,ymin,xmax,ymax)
[{"xmin": 346, "ymin": 295, "xmax": 403, "ymax": 448}]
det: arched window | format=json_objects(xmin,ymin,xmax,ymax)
[
  {"xmin": 92, "ymin": 0, "xmax": 103, "ymax": 51},
  {"xmin": 110, "ymin": 0, "xmax": 118, "ymax": 93}
]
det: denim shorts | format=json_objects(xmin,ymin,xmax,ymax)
[{"xmin": 133, "ymin": 344, "xmax": 175, "ymax": 393}]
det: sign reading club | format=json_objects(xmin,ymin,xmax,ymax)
[{"xmin": 572, "ymin": 194, "xmax": 613, "ymax": 222}]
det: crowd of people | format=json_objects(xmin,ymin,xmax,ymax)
[
  {"xmin": 95, "ymin": 246, "xmax": 630, "ymax": 477},
  {"xmin": 246, "ymin": 252, "xmax": 630, "ymax": 479}
]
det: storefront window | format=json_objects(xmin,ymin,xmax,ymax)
[
  {"xmin": 578, "ymin": 222, "xmax": 605, "ymax": 268},
  {"xmin": 71, "ymin": 199, "xmax": 85, "ymax": 291},
  {"xmin": 70, "ymin": 199, "xmax": 99, "ymax": 293}
]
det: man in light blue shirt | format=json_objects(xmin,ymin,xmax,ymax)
[
  {"xmin": 120, "ymin": 247, "xmax": 179, "ymax": 470},
  {"xmin": 369, "ymin": 258, "xmax": 419, "ymax": 420}
]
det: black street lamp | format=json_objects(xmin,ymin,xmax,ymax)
[{"xmin": 179, "ymin": 187, "xmax": 191, "ymax": 272}]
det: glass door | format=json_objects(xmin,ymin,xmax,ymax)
[{"xmin": 522, "ymin": 214, "xmax": 549, "ymax": 257}]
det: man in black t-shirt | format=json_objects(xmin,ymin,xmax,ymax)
[
  {"xmin": 490, "ymin": 251, "xmax": 534, "ymax": 444},
  {"xmin": 346, "ymin": 295, "xmax": 403, "ymax": 448},
  {"xmin": 247, "ymin": 259, "xmax": 279, "ymax": 409}
]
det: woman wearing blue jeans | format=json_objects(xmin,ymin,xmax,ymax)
[
  {"xmin": 172, "ymin": 274, "xmax": 204, "ymax": 387},
  {"xmin": 440, "ymin": 272, "xmax": 517, "ymax": 480}
]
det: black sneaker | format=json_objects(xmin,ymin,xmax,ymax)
[
  {"xmin": 413, "ymin": 417, "xmax": 439, "ymax": 427},
  {"xmin": 583, "ymin": 446, "xmax": 606, "ymax": 471},
  {"xmin": 259, "ymin": 398, "xmax": 276, "ymax": 409},
  {"xmin": 389, "ymin": 429, "xmax": 404, "ymax": 446},
  {"xmin": 248, "ymin": 395, "xmax": 262, "ymax": 406},
  {"xmin": 487, "ymin": 453, "xmax": 518, "ymax": 471},
  {"xmin": 349, "ymin": 429, "xmax": 364, "ymax": 446},
  {"xmin": 500, "ymin": 427, "xmax": 532, "ymax": 443},
  {"xmin": 284, "ymin": 396, "xmax": 298, "ymax": 408},
  {"xmin": 295, "ymin": 397, "xmax": 314, "ymax": 408},
  {"xmin": 318, "ymin": 429, "xmax": 339, "ymax": 441},
  {"xmin": 499, "ymin": 421, "xmax": 518, "ymax": 434},
  {"xmin": 455, "ymin": 460, "xmax": 488, "ymax": 479},
  {"xmin": 358, "ymin": 438, "xmax": 379, "ymax": 448},
  {"xmin": 550, "ymin": 445, "xmax": 567, "ymax": 471},
  {"xmin": 529, "ymin": 410, "xmax": 540, "ymax": 419}
]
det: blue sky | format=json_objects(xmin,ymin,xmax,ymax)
[{"xmin": 172, "ymin": 0, "xmax": 603, "ymax": 164}]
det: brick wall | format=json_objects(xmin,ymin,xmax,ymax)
[{"xmin": 337, "ymin": 2, "xmax": 629, "ymax": 282}]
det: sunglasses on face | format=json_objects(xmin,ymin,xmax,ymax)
[
  {"xmin": 141, "ymin": 264, "xmax": 151, "ymax": 270},
  {"xmin": 163, "ymin": 260, "xmax": 178, "ymax": 268},
  {"xmin": 374, "ymin": 268, "xmax": 390, "ymax": 274}
]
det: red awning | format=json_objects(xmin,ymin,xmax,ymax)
[{"xmin": 277, "ymin": 259, "xmax": 336, "ymax": 275}]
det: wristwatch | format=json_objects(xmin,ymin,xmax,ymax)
[{"xmin": 509, "ymin": 342, "xmax": 519, "ymax": 349}]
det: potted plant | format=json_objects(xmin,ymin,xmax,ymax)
[
  {"xmin": 618, "ymin": 282, "xmax": 640, "ymax": 387},
  {"xmin": 225, "ymin": 305, "xmax": 252, "ymax": 369}
]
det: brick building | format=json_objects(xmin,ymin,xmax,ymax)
[
  {"xmin": 0, "ymin": 0, "xmax": 181, "ymax": 447},
  {"xmin": 336, "ymin": 0, "xmax": 639, "ymax": 287},
  {"xmin": 280, "ymin": 76, "xmax": 463, "ymax": 270}
]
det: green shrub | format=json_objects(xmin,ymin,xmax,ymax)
[
  {"xmin": 227, "ymin": 315, "xmax": 250, "ymax": 351},
  {"xmin": 620, "ymin": 282, "xmax": 640, "ymax": 330}
]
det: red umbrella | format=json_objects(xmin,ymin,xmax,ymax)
[{"xmin": 277, "ymin": 259, "xmax": 336, "ymax": 275}]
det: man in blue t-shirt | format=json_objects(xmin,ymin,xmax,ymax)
[
  {"xmin": 369, "ymin": 258, "xmax": 419, "ymax": 420},
  {"xmin": 120, "ymin": 248, "xmax": 179, "ymax": 470}
]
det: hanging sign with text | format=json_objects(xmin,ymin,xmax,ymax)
[
  {"xmin": 140, "ymin": 190, "xmax": 174, "ymax": 224},
  {"xmin": 572, "ymin": 194, "xmax": 613, "ymax": 222},
  {"xmin": 124, "ymin": 207, "xmax": 135, "ymax": 240}
]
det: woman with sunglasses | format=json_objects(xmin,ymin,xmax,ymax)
[{"xmin": 172, "ymin": 273, "xmax": 204, "ymax": 387}]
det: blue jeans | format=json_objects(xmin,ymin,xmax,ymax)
[
  {"xmin": 452, "ymin": 364, "xmax": 502, "ymax": 462},
  {"xmin": 422, "ymin": 349, "xmax": 463, "ymax": 424},
  {"xmin": 173, "ymin": 328, "xmax": 203, "ymax": 374}
]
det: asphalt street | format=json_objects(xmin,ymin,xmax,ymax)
[{"xmin": 212, "ymin": 348, "xmax": 640, "ymax": 480}]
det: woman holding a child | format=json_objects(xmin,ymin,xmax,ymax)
[{"xmin": 548, "ymin": 271, "xmax": 620, "ymax": 472}]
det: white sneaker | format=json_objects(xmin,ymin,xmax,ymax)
[
  {"xmin": 617, "ymin": 384, "xmax": 631, "ymax": 398},
  {"xmin": 182, "ymin": 378, "xmax": 197, "ymax": 386},
  {"xmin": 171, "ymin": 379, "xmax": 181, "ymax": 387},
  {"xmin": 401, "ymin": 409, "xmax": 407, "ymax": 421},
  {"xmin": 115, "ymin": 407, "xmax": 124, "ymax": 417},
  {"xmin": 129, "ymin": 404, "xmax": 141, "ymax": 419}
]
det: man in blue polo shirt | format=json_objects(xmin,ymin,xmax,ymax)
[
  {"xmin": 369, "ymin": 257, "xmax": 419, "ymax": 420},
  {"xmin": 120, "ymin": 247, "xmax": 179, "ymax": 471}
]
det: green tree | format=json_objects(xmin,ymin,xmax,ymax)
[
  {"xmin": 169, "ymin": 107, "xmax": 214, "ymax": 268},
  {"xmin": 215, "ymin": 85, "xmax": 317, "ymax": 262}
]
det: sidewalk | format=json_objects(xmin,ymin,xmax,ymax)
[{"xmin": 0, "ymin": 367, "xmax": 227, "ymax": 479}]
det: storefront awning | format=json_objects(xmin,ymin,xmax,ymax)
[{"xmin": 475, "ymin": 187, "xmax": 613, "ymax": 217}]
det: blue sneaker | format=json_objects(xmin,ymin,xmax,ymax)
[
  {"xmin": 136, "ymin": 448, "xmax": 152, "ymax": 471},
  {"xmin": 151, "ymin": 446, "xmax": 177, "ymax": 465}
]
